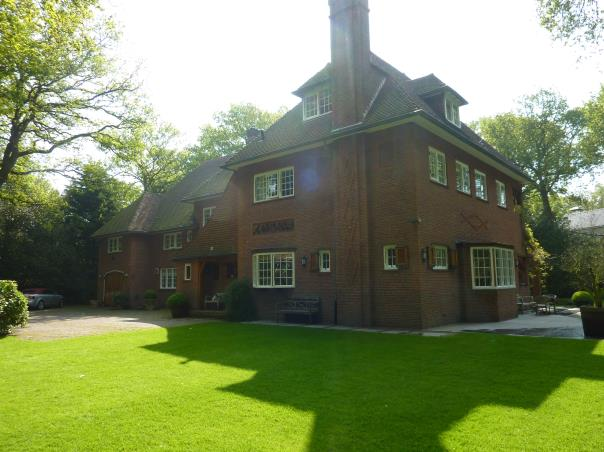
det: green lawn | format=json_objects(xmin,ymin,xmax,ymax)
[{"xmin": 1, "ymin": 323, "xmax": 603, "ymax": 451}]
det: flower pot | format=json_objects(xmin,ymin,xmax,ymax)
[
  {"xmin": 580, "ymin": 306, "xmax": 604, "ymax": 339},
  {"xmin": 170, "ymin": 305, "xmax": 189, "ymax": 318}
]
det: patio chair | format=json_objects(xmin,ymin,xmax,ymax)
[
  {"xmin": 204, "ymin": 293, "xmax": 225, "ymax": 311},
  {"xmin": 516, "ymin": 295, "xmax": 535, "ymax": 314}
]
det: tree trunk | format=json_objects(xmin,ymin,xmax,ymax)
[{"xmin": 539, "ymin": 188, "xmax": 555, "ymax": 222}]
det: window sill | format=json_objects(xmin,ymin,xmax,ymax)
[
  {"xmin": 475, "ymin": 197, "xmax": 489, "ymax": 203},
  {"xmin": 472, "ymin": 286, "xmax": 516, "ymax": 291},
  {"xmin": 384, "ymin": 267, "xmax": 398, "ymax": 272},
  {"xmin": 497, "ymin": 204, "xmax": 508, "ymax": 210},
  {"xmin": 253, "ymin": 195, "xmax": 295, "ymax": 205},
  {"xmin": 456, "ymin": 189, "xmax": 472, "ymax": 197},
  {"xmin": 429, "ymin": 178, "xmax": 448, "ymax": 189}
]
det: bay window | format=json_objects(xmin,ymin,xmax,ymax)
[{"xmin": 470, "ymin": 247, "xmax": 516, "ymax": 289}]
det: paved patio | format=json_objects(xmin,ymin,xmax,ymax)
[
  {"xmin": 248, "ymin": 308, "xmax": 586, "ymax": 339},
  {"xmin": 14, "ymin": 306, "xmax": 212, "ymax": 341},
  {"xmin": 426, "ymin": 309, "xmax": 584, "ymax": 339}
]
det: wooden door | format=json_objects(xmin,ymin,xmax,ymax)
[{"xmin": 104, "ymin": 272, "xmax": 125, "ymax": 306}]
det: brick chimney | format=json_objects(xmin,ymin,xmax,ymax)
[{"xmin": 329, "ymin": 0, "xmax": 372, "ymax": 128}]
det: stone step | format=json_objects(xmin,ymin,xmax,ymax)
[{"xmin": 190, "ymin": 309, "xmax": 227, "ymax": 320}]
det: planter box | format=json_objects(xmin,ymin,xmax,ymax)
[
  {"xmin": 170, "ymin": 305, "xmax": 189, "ymax": 319},
  {"xmin": 580, "ymin": 306, "xmax": 604, "ymax": 339}
]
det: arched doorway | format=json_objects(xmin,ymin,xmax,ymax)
[{"xmin": 103, "ymin": 271, "xmax": 127, "ymax": 306}]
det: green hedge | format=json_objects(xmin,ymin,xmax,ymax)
[
  {"xmin": 571, "ymin": 291, "xmax": 594, "ymax": 307},
  {"xmin": 0, "ymin": 281, "xmax": 29, "ymax": 336},
  {"xmin": 224, "ymin": 279, "xmax": 256, "ymax": 322},
  {"xmin": 166, "ymin": 292, "xmax": 188, "ymax": 308}
]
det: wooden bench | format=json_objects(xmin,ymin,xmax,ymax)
[{"xmin": 276, "ymin": 296, "xmax": 321, "ymax": 324}]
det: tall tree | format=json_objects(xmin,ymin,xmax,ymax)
[
  {"xmin": 537, "ymin": 0, "xmax": 604, "ymax": 48},
  {"xmin": 98, "ymin": 115, "xmax": 186, "ymax": 193},
  {"xmin": 188, "ymin": 103, "xmax": 285, "ymax": 166},
  {"xmin": 0, "ymin": 0, "xmax": 136, "ymax": 189},
  {"xmin": 474, "ymin": 89, "xmax": 604, "ymax": 222},
  {"xmin": 62, "ymin": 162, "xmax": 139, "ymax": 302}
]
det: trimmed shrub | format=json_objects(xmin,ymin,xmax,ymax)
[
  {"xmin": 224, "ymin": 279, "xmax": 255, "ymax": 322},
  {"xmin": 572, "ymin": 291, "xmax": 595, "ymax": 307},
  {"xmin": 166, "ymin": 292, "xmax": 189, "ymax": 318},
  {"xmin": 113, "ymin": 292, "xmax": 130, "ymax": 309},
  {"xmin": 143, "ymin": 289, "xmax": 157, "ymax": 310},
  {"xmin": 0, "ymin": 280, "xmax": 29, "ymax": 336},
  {"xmin": 143, "ymin": 289, "xmax": 157, "ymax": 300}
]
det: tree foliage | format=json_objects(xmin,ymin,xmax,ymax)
[
  {"xmin": 537, "ymin": 0, "xmax": 604, "ymax": 48},
  {"xmin": 188, "ymin": 103, "xmax": 285, "ymax": 166},
  {"xmin": 98, "ymin": 113, "xmax": 186, "ymax": 193},
  {"xmin": 0, "ymin": 0, "xmax": 136, "ymax": 189},
  {"xmin": 561, "ymin": 232, "xmax": 604, "ymax": 293},
  {"xmin": 474, "ymin": 89, "xmax": 604, "ymax": 221}
]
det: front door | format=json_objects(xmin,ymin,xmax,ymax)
[{"xmin": 104, "ymin": 272, "xmax": 126, "ymax": 306}]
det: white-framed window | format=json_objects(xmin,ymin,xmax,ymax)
[
  {"xmin": 383, "ymin": 245, "xmax": 397, "ymax": 270},
  {"xmin": 470, "ymin": 247, "xmax": 516, "ymax": 289},
  {"xmin": 254, "ymin": 167, "xmax": 294, "ymax": 203},
  {"xmin": 184, "ymin": 263, "xmax": 192, "ymax": 281},
  {"xmin": 107, "ymin": 236, "xmax": 122, "ymax": 254},
  {"xmin": 432, "ymin": 245, "xmax": 449, "ymax": 270},
  {"xmin": 455, "ymin": 161, "xmax": 471, "ymax": 194},
  {"xmin": 202, "ymin": 206, "xmax": 215, "ymax": 227},
  {"xmin": 319, "ymin": 250, "xmax": 331, "ymax": 273},
  {"xmin": 186, "ymin": 230, "xmax": 193, "ymax": 242},
  {"xmin": 160, "ymin": 268, "xmax": 177, "ymax": 289},
  {"xmin": 303, "ymin": 87, "xmax": 332, "ymax": 120},
  {"xmin": 496, "ymin": 180, "xmax": 507, "ymax": 207},
  {"xmin": 163, "ymin": 232, "xmax": 182, "ymax": 250},
  {"xmin": 444, "ymin": 93, "xmax": 461, "ymax": 127},
  {"xmin": 475, "ymin": 170, "xmax": 488, "ymax": 200},
  {"xmin": 253, "ymin": 252, "xmax": 295, "ymax": 288},
  {"xmin": 428, "ymin": 147, "xmax": 447, "ymax": 186}
]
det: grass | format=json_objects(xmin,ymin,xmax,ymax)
[{"xmin": 1, "ymin": 323, "xmax": 603, "ymax": 451}]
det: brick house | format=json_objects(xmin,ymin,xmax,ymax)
[{"xmin": 94, "ymin": 0, "xmax": 530, "ymax": 328}]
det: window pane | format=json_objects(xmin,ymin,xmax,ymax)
[
  {"xmin": 472, "ymin": 248, "xmax": 492, "ymax": 287},
  {"xmin": 495, "ymin": 248, "xmax": 515, "ymax": 287},
  {"xmin": 429, "ymin": 149, "xmax": 446, "ymax": 185},
  {"xmin": 255, "ymin": 175, "xmax": 267, "ymax": 202},
  {"xmin": 266, "ymin": 172, "xmax": 278, "ymax": 198},
  {"xmin": 304, "ymin": 94, "xmax": 317, "ymax": 118},
  {"xmin": 257, "ymin": 255, "xmax": 272, "ymax": 287},
  {"xmin": 273, "ymin": 253, "xmax": 294, "ymax": 287},
  {"xmin": 318, "ymin": 88, "xmax": 332, "ymax": 114},
  {"xmin": 475, "ymin": 172, "xmax": 487, "ymax": 200},
  {"xmin": 280, "ymin": 168, "xmax": 294, "ymax": 197},
  {"xmin": 433, "ymin": 246, "xmax": 448, "ymax": 269},
  {"xmin": 320, "ymin": 251, "xmax": 330, "ymax": 272},
  {"xmin": 497, "ymin": 182, "xmax": 506, "ymax": 207}
]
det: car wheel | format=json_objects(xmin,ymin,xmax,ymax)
[{"xmin": 37, "ymin": 300, "xmax": 45, "ymax": 310}]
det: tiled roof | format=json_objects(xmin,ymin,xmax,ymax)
[
  {"xmin": 93, "ymin": 158, "xmax": 231, "ymax": 237},
  {"xmin": 568, "ymin": 208, "xmax": 604, "ymax": 231},
  {"xmin": 293, "ymin": 64, "xmax": 331, "ymax": 96},
  {"xmin": 225, "ymin": 53, "xmax": 526, "ymax": 180}
]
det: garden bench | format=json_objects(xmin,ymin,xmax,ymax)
[
  {"xmin": 276, "ymin": 296, "xmax": 321, "ymax": 323},
  {"xmin": 517, "ymin": 295, "xmax": 535, "ymax": 314}
]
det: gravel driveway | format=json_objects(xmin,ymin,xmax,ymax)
[{"xmin": 14, "ymin": 306, "xmax": 212, "ymax": 341}]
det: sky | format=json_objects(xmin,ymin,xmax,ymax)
[{"xmin": 60, "ymin": 0, "xmax": 604, "ymax": 191}]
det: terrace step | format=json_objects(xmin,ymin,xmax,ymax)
[{"xmin": 190, "ymin": 309, "xmax": 227, "ymax": 320}]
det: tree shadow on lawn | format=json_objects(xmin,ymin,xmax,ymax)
[{"xmin": 144, "ymin": 323, "xmax": 604, "ymax": 451}]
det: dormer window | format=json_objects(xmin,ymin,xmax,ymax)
[
  {"xmin": 303, "ymin": 87, "xmax": 332, "ymax": 120},
  {"xmin": 444, "ymin": 93, "xmax": 461, "ymax": 127}
]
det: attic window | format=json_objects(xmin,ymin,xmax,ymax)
[
  {"xmin": 303, "ymin": 88, "xmax": 331, "ymax": 120},
  {"xmin": 444, "ymin": 94, "xmax": 461, "ymax": 127}
]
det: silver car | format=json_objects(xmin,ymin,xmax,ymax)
[{"xmin": 23, "ymin": 288, "xmax": 64, "ymax": 310}]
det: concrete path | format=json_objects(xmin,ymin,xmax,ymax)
[{"xmin": 14, "ymin": 306, "xmax": 213, "ymax": 341}]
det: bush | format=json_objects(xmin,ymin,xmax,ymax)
[
  {"xmin": 572, "ymin": 291, "xmax": 595, "ymax": 307},
  {"xmin": 112, "ymin": 292, "xmax": 129, "ymax": 309},
  {"xmin": 224, "ymin": 279, "xmax": 255, "ymax": 321},
  {"xmin": 143, "ymin": 289, "xmax": 157, "ymax": 300},
  {"xmin": 166, "ymin": 292, "xmax": 189, "ymax": 318},
  {"xmin": 143, "ymin": 289, "xmax": 157, "ymax": 310},
  {"xmin": 0, "ymin": 280, "xmax": 29, "ymax": 336}
]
